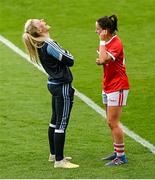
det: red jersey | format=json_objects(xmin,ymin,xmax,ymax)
[{"xmin": 103, "ymin": 35, "xmax": 129, "ymax": 93}]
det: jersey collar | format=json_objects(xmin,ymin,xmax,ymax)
[{"xmin": 105, "ymin": 35, "xmax": 117, "ymax": 45}]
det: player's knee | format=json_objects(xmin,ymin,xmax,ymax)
[
  {"xmin": 107, "ymin": 119, "xmax": 119, "ymax": 130},
  {"xmin": 107, "ymin": 121, "xmax": 113, "ymax": 129}
]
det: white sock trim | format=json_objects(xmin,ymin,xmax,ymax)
[
  {"xmin": 49, "ymin": 123, "xmax": 56, "ymax": 128},
  {"xmin": 55, "ymin": 129, "xmax": 64, "ymax": 133}
]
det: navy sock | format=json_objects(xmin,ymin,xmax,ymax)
[
  {"xmin": 48, "ymin": 126, "xmax": 55, "ymax": 155},
  {"xmin": 54, "ymin": 132, "xmax": 65, "ymax": 161}
]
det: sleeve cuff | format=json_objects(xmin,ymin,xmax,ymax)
[{"xmin": 106, "ymin": 51, "xmax": 115, "ymax": 61}]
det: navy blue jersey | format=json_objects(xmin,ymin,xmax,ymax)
[{"xmin": 38, "ymin": 38, "xmax": 74, "ymax": 84}]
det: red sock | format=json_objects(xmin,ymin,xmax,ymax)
[{"xmin": 114, "ymin": 143, "xmax": 125, "ymax": 157}]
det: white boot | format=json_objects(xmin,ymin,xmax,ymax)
[{"xmin": 54, "ymin": 159, "xmax": 79, "ymax": 168}]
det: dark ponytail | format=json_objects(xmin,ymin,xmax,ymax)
[
  {"xmin": 109, "ymin": 15, "xmax": 118, "ymax": 32},
  {"xmin": 97, "ymin": 14, "xmax": 118, "ymax": 34}
]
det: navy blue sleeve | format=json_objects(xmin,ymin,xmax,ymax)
[{"xmin": 46, "ymin": 40, "xmax": 74, "ymax": 67}]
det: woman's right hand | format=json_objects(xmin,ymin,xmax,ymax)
[{"xmin": 100, "ymin": 30, "xmax": 107, "ymax": 40}]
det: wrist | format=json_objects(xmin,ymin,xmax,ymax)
[{"xmin": 100, "ymin": 41, "xmax": 106, "ymax": 46}]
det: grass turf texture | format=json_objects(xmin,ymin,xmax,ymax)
[
  {"xmin": 0, "ymin": 0, "xmax": 155, "ymax": 178},
  {"xmin": 1, "ymin": 43, "xmax": 155, "ymax": 178}
]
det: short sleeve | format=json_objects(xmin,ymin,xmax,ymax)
[{"xmin": 106, "ymin": 40, "xmax": 123, "ymax": 61}]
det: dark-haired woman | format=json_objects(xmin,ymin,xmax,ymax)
[{"xmin": 95, "ymin": 15, "xmax": 130, "ymax": 166}]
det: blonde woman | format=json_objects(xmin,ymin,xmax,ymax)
[{"xmin": 23, "ymin": 19, "xmax": 79, "ymax": 168}]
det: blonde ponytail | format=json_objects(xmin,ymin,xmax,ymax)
[{"xmin": 22, "ymin": 19, "xmax": 47, "ymax": 64}]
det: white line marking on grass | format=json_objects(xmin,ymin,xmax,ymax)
[
  {"xmin": 1, "ymin": 34, "xmax": 155, "ymax": 154},
  {"xmin": 76, "ymin": 90, "xmax": 155, "ymax": 154}
]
